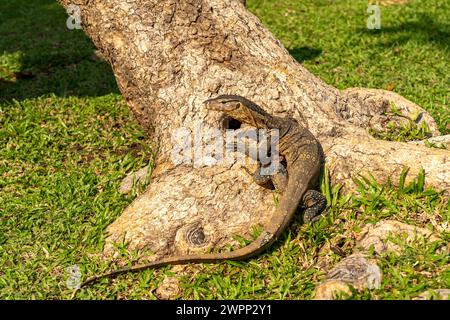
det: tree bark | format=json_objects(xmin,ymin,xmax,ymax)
[{"xmin": 59, "ymin": 0, "xmax": 448, "ymax": 257}]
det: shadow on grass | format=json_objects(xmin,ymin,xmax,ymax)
[
  {"xmin": 360, "ymin": 13, "xmax": 450, "ymax": 52},
  {"xmin": 1, "ymin": 2, "xmax": 448, "ymax": 103},
  {"xmin": 289, "ymin": 47, "xmax": 322, "ymax": 63},
  {"xmin": 0, "ymin": 0, "xmax": 119, "ymax": 102}
]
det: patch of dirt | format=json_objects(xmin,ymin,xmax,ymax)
[
  {"xmin": 379, "ymin": 0, "xmax": 410, "ymax": 6},
  {"xmin": 115, "ymin": 142, "xmax": 146, "ymax": 157}
]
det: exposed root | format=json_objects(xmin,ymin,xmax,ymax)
[
  {"xmin": 341, "ymin": 88, "xmax": 441, "ymax": 137},
  {"xmin": 324, "ymin": 136, "xmax": 449, "ymax": 194}
]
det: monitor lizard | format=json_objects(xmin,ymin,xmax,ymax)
[{"xmin": 75, "ymin": 95, "xmax": 326, "ymax": 291}]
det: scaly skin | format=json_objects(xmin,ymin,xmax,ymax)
[{"xmin": 76, "ymin": 95, "xmax": 325, "ymax": 290}]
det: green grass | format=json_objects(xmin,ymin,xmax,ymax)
[{"xmin": 0, "ymin": 0, "xmax": 448, "ymax": 299}]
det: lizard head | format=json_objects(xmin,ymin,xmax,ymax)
[
  {"xmin": 204, "ymin": 95, "xmax": 245, "ymax": 112},
  {"xmin": 204, "ymin": 95, "xmax": 269, "ymax": 127}
]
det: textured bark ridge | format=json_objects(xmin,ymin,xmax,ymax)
[{"xmin": 59, "ymin": 0, "xmax": 448, "ymax": 257}]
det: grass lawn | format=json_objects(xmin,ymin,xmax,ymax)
[{"xmin": 0, "ymin": 0, "xmax": 448, "ymax": 299}]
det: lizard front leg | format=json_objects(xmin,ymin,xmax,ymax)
[
  {"xmin": 242, "ymin": 165, "xmax": 273, "ymax": 189},
  {"xmin": 242, "ymin": 162, "xmax": 288, "ymax": 192},
  {"xmin": 227, "ymin": 128, "xmax": 288, "ymax": 191}
]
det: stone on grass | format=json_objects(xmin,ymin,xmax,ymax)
[
  {"xmin": 314, "ymin": 254, "xmax": 382, "ymax": 300},
  {"xmin": 154, "ymin": 276, "xmax": 181, "ymax": 300},
  {"xmin": 414, "ymin": 289, "xmax": 450, "ymax": 300},
  {"xmin": 356, "ymin": 220, "xmax": 439, "ymax": 254},
  {"xmin": 313, "ymin": 280, "xmax": 352, "ymax": 300}
]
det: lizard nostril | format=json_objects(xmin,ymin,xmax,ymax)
[{"xmin": 221, "ymin": 116, "xmax": 241, "ymax": 130}]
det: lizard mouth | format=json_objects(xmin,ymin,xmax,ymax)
[{"xmin": 202, "ymin": 98, "xmax": 219, "ymax": 108}]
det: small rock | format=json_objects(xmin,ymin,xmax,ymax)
[
  {"xmin": 155, "ymin": 276, "xmax": 181, "ymax": 300},
  {"xmin": 326, "ymin": 254, "xmax": 382, "ymax": 290},
  {"xmin": 119, "ymin": 166, "xmax": 150, "ymax": 194},
  {"xmin": 313, "ymin": 280, "xmax": 352, "ymax": 300},
  {"xmin": 356, "ymin": 220, "xmax": 439, "ymax": 255},
  {"xmin": 314, "ymin": 254, "xmax": 382, "ymax": 300},
  {"xmin": 414, "ymin": 289, "xmax": 450, "ymax": 300}
]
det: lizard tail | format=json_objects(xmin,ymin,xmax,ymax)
[
  {"xmin": 79, "ymin": 229, "xmax": 276, "ymax": 288},
  {"xmin": 77, "ymin": 176, "xmax": 314, "ymax": 291}
]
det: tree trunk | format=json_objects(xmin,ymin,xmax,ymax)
[{"xmin": 59, "ymin": 0, "xmax": 448, "ymax": 257}]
